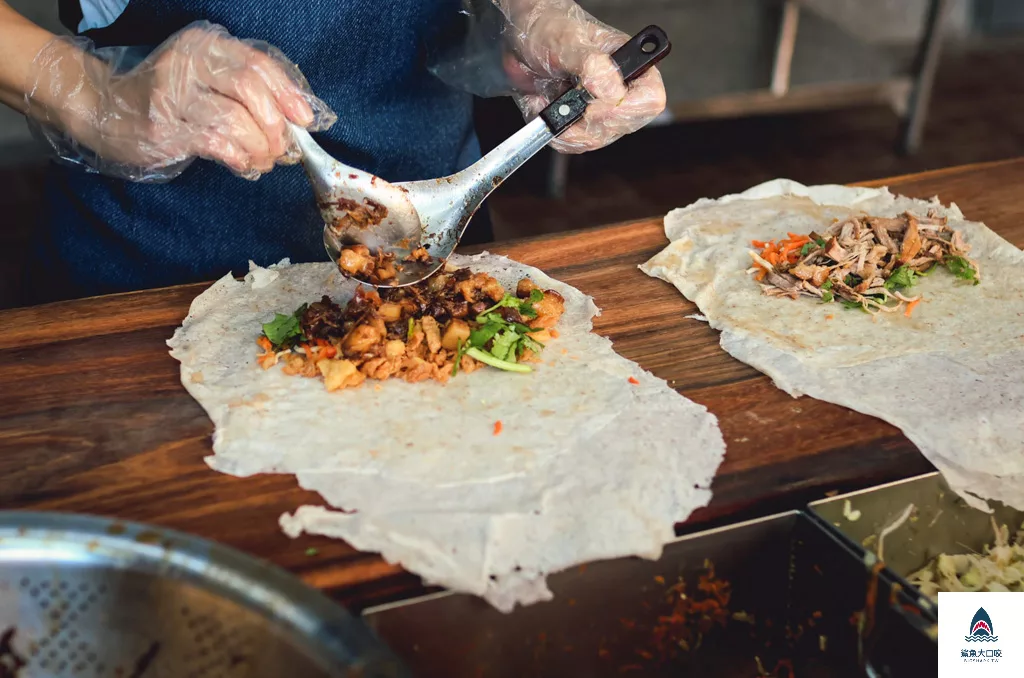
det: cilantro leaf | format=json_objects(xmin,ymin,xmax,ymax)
[
  {"xmin": 475, "ymin": 312, "xmax": 500, "ymax": 326},
  {"xmin": 479, "ymin": 296, "xmax": 521, "ymax": 316},
  {"xmin": 840, "ymin": 299, "xmax": 862, "ymax": 310},
  {"xmin": 489, "ymin": 329, "xmax": 519, "ymax": 362},
  {"xmin": 800, "ymin": 242, "xmax": 814, "ymax": 256},
  {"xmin": 884, "ymin": 265, "xmax": 917, "ymax": 291},
  {"xmin": 521, "ymin": 334, "xmax": 545, "ymax": 354},
  {"xmin": 821, "ymin": 279, "xmax": 834, "ymax": 291},
  {"xmin": 844, "ymin": 274, "xmax": 861, "ymax": 287},
  {"xmin": 946, "ymin": 256, "xmax": 979, "ymax": 284},
  {"xmin": 820, "ymin": 290, "xmax": 834, "ymax": 303},
  {"xmin": 530, "ymin": 289, "xmax": 544, "ymax": 303},
  {"xmin": 815, "ymin": 237, "xmax": 827, "ymax": 247},
  {"xmin": 469, "ymin": 322, "xmax": 502, "ymax": 348},
  {"xmin": 517, "ymin": 302, "xmax": 539, "ymax": 319},
  {"xmin": 262, "ymin": 304, "xmax": 307, "ymax": 347}
]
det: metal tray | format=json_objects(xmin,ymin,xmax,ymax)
[
  {"xmin": 810, "ymin": 471, "xmax": 1024, "ymax": 608},
  {"xmin": 364, "ymin": 510, "xmax": 933, "ymax": 677}
]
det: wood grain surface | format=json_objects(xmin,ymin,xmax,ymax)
[{"xmin": 1, "ymin": 159, "xmax": 1021, "ymax": 612}]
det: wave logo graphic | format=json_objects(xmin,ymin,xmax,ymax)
[{"xmin": 965, "ymin": 607, "xmax": 999, "ymax": 642}]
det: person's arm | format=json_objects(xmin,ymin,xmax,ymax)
[
  {"xmin": 0, "ymin": 4, "xmax": 335, "ymax": 181},
  {"xmin": 0, "ymin": 1, "xmax": 57, "ymax": 112},
  {"xmin": 490, "ymin": 0, "xmax": 666, "ymax": 154}
]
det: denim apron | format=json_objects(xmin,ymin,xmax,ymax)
[{"xmin": 27, "ymin": 0, "xmax": 486, "ymax": 303}]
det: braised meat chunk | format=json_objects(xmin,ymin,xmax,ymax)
[{"xmin": 256, "ymin": 266, "xmax": 566, "ymax": 392}]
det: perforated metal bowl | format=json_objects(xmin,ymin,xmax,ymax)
[{"xmin": 0, "ymin": 512, "xmax": 408, "ymax": 678}]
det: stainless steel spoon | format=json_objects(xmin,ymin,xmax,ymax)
[{"xmin": 291, "ymin": 25, "xmax": 671, "ymax": 287}]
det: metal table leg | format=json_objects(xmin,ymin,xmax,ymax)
[{"xmin": 900, "ymin": 0, "xmax": 953, "ymax": 154}]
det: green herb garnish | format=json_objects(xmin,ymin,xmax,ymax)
[
  {"xmin": 946, "ymin": 256, "xmax": 980, "ymax": 284},
  {"xmin": 815, "ymin": 237, "xmax": 827, "ymax": 247},
  {"xmin": 489, "ymin": 329, "xmax": 520, "ymax": 362},
  {"xmin": 407, "ymin": 317, "xmax": 415, "ymax": 341},
  {"xmin": 452, "ymin": 339, "xmax": 469, "ymax": 377},
  {"xmin": 482, "ymin": 293, "xmax": 543, "ymax": 320},
  {"xmin": 305, "ymin": 547, "xmax": 319, "ymax": 557},
  {"xmin": 518, "ymin": 304, "xmax": 539, "ymax": 319},
  {"xmin": 465, "ymin": 347, "xmax": 532, "ymax": 373},
  {"xmin": 884, "ymin": 265, "xmax": 918, "ymax": 291},
  {"xmin": 840, "ymin": 299, "xmax": 863, "ymax": 310},
  {"xmin": 480, "ymin": 296, "xmax": 522, "ymax": 315},
  {"xmin": 262, "ymin": 304, "xmax": 307, "ymax": 347},
  {"xmin": 800, "ymin": 242, "xmax": 814, "ymax": 256},
  {"xmin": 820, "ymin": 290, "xmax": 834, "ymax": 303},
  {"xmin": 519, "ymin": 334, "xmax": 545, "ymax": 358},
  {"xmin": 469, "ymin": 321, "xmax": 503, "ymax": 348},
  {"xmin": 844, "ymin": 274, "xmax": 861, "ymax": 287}
]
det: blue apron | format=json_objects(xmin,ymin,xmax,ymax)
[{"xmin": 26, "ymin": 0, "xmax": 487, "ymax": 303}]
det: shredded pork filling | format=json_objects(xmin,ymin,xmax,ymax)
[
  {"xmin": 256, "ymin": 264, "xmax": 565, "ymax": 391},
  {"xmin": 748, "ymin": 210, "xmax": 981, "ymax": 317}
]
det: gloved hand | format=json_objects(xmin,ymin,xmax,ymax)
[
  {"xmin": 24, "ymin": 21, "xmax": 335, "ymax": 182},
  {"xmin": 494, "ymin": 0, "xmax": 666, "ymax": 154}
]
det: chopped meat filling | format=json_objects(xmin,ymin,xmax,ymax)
[
  {"xmin": 257, "ymin": 265, "xmax": 565, "ymax": 391},
  {"xmin": 325, "ymin": 197, "xmax": 388, "ymax": 230},
  {"xmin": 338, "ymin": 245, "xmax": 398, "ymax": 284}
]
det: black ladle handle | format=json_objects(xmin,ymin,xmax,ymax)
[{"xmin": 539, "ymin": 25, "xmax": 671, "ymax": 136}]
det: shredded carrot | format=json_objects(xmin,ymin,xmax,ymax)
[
  {"xmin": 493, "ymin": 420, "xmax": 503, "ymax": 435},
  {"xmin": 628, "ymin": 376, "xmax": 640, "ymax": 385},
  {"xmin": 904, "ymin": 298, "xmax": 921, "ymax": 317},
  {"xmin": 314, "ymin": 338, "xmax": 338, "ymax": 358},
  {"xmin": 825, "ymin": 314, "xmax": 835, "ymax": 320},
  {"xmin": 754, "ymin": 233, "xmax": 813, "ymax": 270},
  {"xmin": 754, "ymin": 269, "xmax": 766, "ymax": 282},
  {"xmin": 550, "ymin": 329, "xmax": 560, "ymax": 338},
  {"xmin": 257, "ymin": 336, "xmax": 273, "ymax": 351}
]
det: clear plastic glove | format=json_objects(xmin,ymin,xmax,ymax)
[
  {"xmin": 24, "ymin": 20, "xmax": 336, "ymax": 182},
  {"xmin": 495, "ymin": 0, "xmax": 666, "ymax": 154}
]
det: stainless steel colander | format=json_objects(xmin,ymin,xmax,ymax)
[{"xmin": 0, "ymin": 512, "xmax": 408, "ymax": 678}]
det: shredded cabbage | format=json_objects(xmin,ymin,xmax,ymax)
[{"xmin": 907, "ymin": 518, "xmax": 1024, "ymax": 600}]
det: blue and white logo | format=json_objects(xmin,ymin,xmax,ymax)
[{"xmin": 965, "ymin": 607, "xmax": 998, "ymax": 643}]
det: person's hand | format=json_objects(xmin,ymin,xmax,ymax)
[
  {"xmin": 496, "ymin": 0, "xmax": 666, "ymax": 154},
  {"xmin": 25, "ymin": 21, "xmax": 336, "ymax": 181}
]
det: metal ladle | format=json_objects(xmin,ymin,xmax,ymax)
[{"xmin": 290, "ymin": 25, "xmax": 671, "ymax": 287}]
